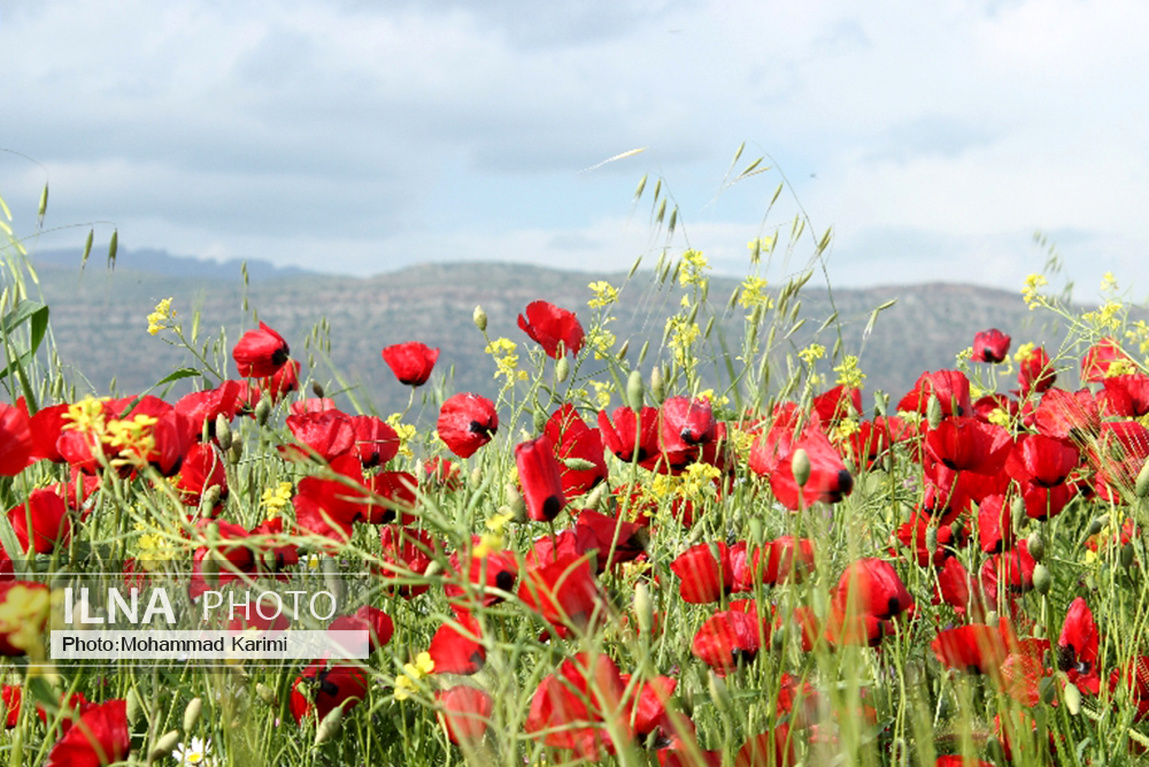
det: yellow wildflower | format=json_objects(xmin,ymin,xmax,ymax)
[
  {"xmin": 1021, "ymin": 274, "xmax": 1047, "ymax": 310},
  {"xmin": 987, "ymin": 408, "xmax": 1011, "ymax": 427},
  {"xmin": 738, "ymin": 276, "xmax": 774, "ymax": 311},
  {"xmin": 798, "ymin": 344, "xmax": 826, "ymax": 365},
  {"xmin": 485, "ymin": 337, "xmax": 521, "ymax": 385},
  {"xmin": 587, "ymin": 281, "xmax": 619, "ymax": 308},
  {"xmin": 394, "ymin": 651, "xmax": 435, "ymax": 701},
  {"xmin": 678, "ymin": 250, "xmax": 709, "ymax": 288},
  {"xmin": 588, "ymin": 380, "xmax": 612, "ymax": 409},
  {"xmin": 147, "ymin": 297, "xmax": 175, "ymax": 335},
  {"xmin": 833, "ymin": 355, "xmax": 866, "ymax": 389},
  {"xmin": 1100, "ymin": 272, "xmax": 1119, "ymax": 293},
  {"xmin": 1014, "ymin": 342, "xmax": 1037, "ymax": 364},
  {"xmin": 0, "ymin": 585, "xmax": 50, "ymax": 657},
  {"xmin": 385, "ymin": 414, "xmax": 418, "ymax": 458},
  {"xmin": 586, "ymin": 327, "xmax": 616, "ymax": 359},
  {"xmin": 261, "ymin": 481, "xmax": 294, "ymax": 519}
]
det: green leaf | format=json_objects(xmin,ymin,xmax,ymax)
[{"xmin": 155, "ymin": 367, "xmax": 202, "ymax": 385}]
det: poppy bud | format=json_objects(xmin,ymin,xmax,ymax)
[
  {"xmin": 927, "ymin": 395, "xmax": 943, "ymax": 429},
  {"xmin": 473, "ymin": 305, "xmax": 487, "ymax": 332},
  {"xmin": 1086, "ymin": 515, "xmax": 1108, "ymax": 538},
  {"xmin": 149, "ymin": 730, "xmax": 181, "ymax": 763},
  {"xmin": 1064, "ymin": 682, "xmax": 1082, "ymax": 715},
  {"xmin": 314, "ymin": 704, "xmax": 344, "ymax": 746},
  {"xmin": 791, "ymin": 449, "xmax": 811, "ymax": 488},
  {"xmin": 214, "ymin": 413, "xmax": 232, "ymax": 452},
  {"xmin": 228, "ymin": 439, "xmax": 243, "ymax": 464},
  {"xmin": 1011, "ymin": 496, "xmax": 1026, "ymax": 532},
  {"xmin": 200, "ymin": 485, "xmax": 221, "ymax": 514},
  {"xmin": 506, "ymin": 485, "xmax": 527, "ymax": 522},
  {"xmin": 627, "ymin": 370, "xmax": 644, "ymax": 412},
  {"xmin": 311, "ymin": 382, "xmax": 325, "ymax": 398},
  {"xmin": 634, "ymin": 581, "xmax": 653, "ymax": 636},
  {"xmin": 555, "ymin": 356, "xmax": 569, "ymax": 383},
  {"xmin": 1121, "ymin": 542, "xmax": 1136, "ymax": 568},
  {"xmin": 707, "ymin": 671, "xmax": 731, "ymax": 712},
  {"xmin": 254, "ymin": 396, "xmax": 272, "ymax": 427},
  {"xmin": 1027, "ymin": 530, "xmax": 1045, "ymax": 562},
  {"xmin": 183, "ymin": 697, "xmax": 202, "ymax": 733},
  {"xmin": 1137, "ymin": 455, "xmax": 1149, "ymax": 498},
  {"xmin": 532, "ymin": 408, "xmax": 547, "ymax": 433},
  {"xmin": 126, "ymin": 688, "xmax": 143, "ymax": 723},
  {"xmin": 650, "ymin": 366, "xmax": 665, "ymax": 404},
  {"xmin": 1032, "ymin": 563, "xmax": 1051, "ymax": 595}
]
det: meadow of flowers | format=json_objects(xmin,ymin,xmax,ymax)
[{"xmin": 4, "ymin": 175, "xmax": 1149, "ymax": 767}]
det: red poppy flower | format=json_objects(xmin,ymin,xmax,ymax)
[
  {"xmin": 660, "ymin": 396, "xmax": 717, "ymax": 463},
  {"xmin": 187, "ymin": 519, "xmax": 298, "ymax": 599},
  {"xmin": 428, "ymin": 609, "xmax": 486, "ymax": 674},
  {"xmin": 0, "ymin": 685, "xmax": 19, "ymax": 729},
  {"xmin": 518, "ymin": 300, "xmax": 584, "ymax": 358},
  {"xmin": 1082, "ymin": 336, "xmax": 1130, "ymax": 382},
  {"xmin": 893, "ymin": 512, "xmax": 954, "ymax": 565},
  {"xmin": 1111, "ymin": 656, "xmax": 1149, "ymax": 721},
  {"xmin": 247, "ymin": 358, "xmax": 301, "ymax": 405},
  {"xmin": 438, "ymin": 393, "xmax": 499, "ymax": 458},
  {"xmin": 8, "ymin": 488, "xmax": 71, "ymax": 555},
  {"xmin": 45, "ymin": 698, "xmax": 130, "ymax": 767},
  {"xmin": 544, "ymin": 405, "xmax": 608, "ymax": 499},
  {"xmin": 1058, "ymin": 597, "xmax": 1100, "ymax": 695},
  {"xmin": 670, "ymin": 542, "xmax": 734, "ymax": 603},
  {"xmin": 173, "ymin": 443, "xmax": 228, "ymax": 507},
  {"xmin": 925, "ymin": 417, "xmax": 1012, "ymax": 474},
  {"xmin": 572, "ymin": 509, "xmax": 646, "ymax": 572},
  {"xmin": 833, "ymin": 558, "xmax": 914, "ymax": 620},
  {"xmin": 736, "ymin": 724, "xmax": 797, "ymax": 767},
  {"xmin": 520, "ymin": 555, "xmax": 604, "ymax": 636},
  {"xmin": 1030, "ymin": 387, "xmax": 1100, "ymax": 439},
  {"xmin": 931, "ymin": 623, "xmax": 1011, "ymax": 674},
  {"xmin": 743, "ymin": 537, "xmax": 816, "ymax": 586},
  {"xmin": 285, "ymin": 409, "xmax": 356, "ymax": 461},
  {"xmin": 768, "ymin": 426, "xmax": 854, "ymax": 510},
  {"xmin": 292, "ymin": 457, "xmax": 378, "ymax": 541},
  {"xmin": 377, "ymin": 525, "xmax": 437, "ymax": 598},
  {"xmin": 972, "ymin": 328, "xmax": 1011, "ymax": 363},
  {"xmin": 351, "ymin": 415, "xmax": 400, "ymax": 468},
  {"xmin": 0, "ymin": 402, "xmax": 33, "ymax": 475},
  {"xmin": 525, "ymin": 652, "xmax": 628, "ymax": 757},
  {"xmin": 289, "ymin": 662, "xmax": 368, "ymax": 724},
  {"xmin": 514, "ymin": 435, "xmax": 567, "ymax": 522},
  {"xmin": 1017, "ymin": 345, "xmax": 1056, "ymax": 395},
  {"xmin": 328, "ymin": 605, "xmax": 394, "ymax": 653},
  {"xmin": 692, "ymin": 609, "xmax": 762, "ymax": 675},
  {"xmin": 26, "ymin": 402, "xmax": 70, "ymax": 464},
  {"xmin": 174, "ymin": 381, "xmax": 244, "ymax": 442},
  {"xmin": 812, "ymin": 385, "xmax": 862, "ymax": 425},
  {"xmin": 898, "ymin": 370, "xmax": 972, "ymax": 417},
  {"xmin": 934, "ymin": 556, "xmax": 981, "ymax": 618},
  {"xmin": 232, "ymin": 321, "xmax": 290, "ymax": 378},
  {"xmin": 598, "ymin": 406, "xmax": 661, "ymax": 470},
  {"xmin": 1101, "ymin": 373, "xmax": 1149, "ymax": 418},
  {"xmin": 437, "ymin": 685, "xmax": 493, "ymax": 745},
  {"xmin": 422, "ymin": 456, "xmax": 462, "ymax": 490},
  {"xmin": 1090, "ymin": 421, "xmax": 1149, "ymax": 501},
  {"xmin": 979, "ymin": 541, "xmax": 1037, "ymax": 613},
  {"xmin": 443, "ymin": 536, "xmax": 518, "ymax": 608},
  {"xmin": 382, "ymin": 341, "xmax": 440, "ymax": 386}
]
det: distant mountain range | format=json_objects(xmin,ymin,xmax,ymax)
[{"xmin": 25, "ymin": 247, "xmax": 1067, "ymax": 417}]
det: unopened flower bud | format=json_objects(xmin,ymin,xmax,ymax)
[
  {"xmin": 149, "ymin": 731, "xmax": 181, "ymax": 764},
  {"xmin": 254, "ymin": 396, "xmax": 272, "ymax": 427},
  {"xmin": 1032, "ymin": 563, "xmax": 1051, "ymax": 595},
  {"xmin": 555, "ymin": 356, "xmax": 570, "ymax": 383},
  {"xmin": 634, "ymin": 582, "xmax": 653, "ymax": 636},
  {"xmin": 506, "ymin": 484, "xmax": 527, "ymax": 522},
  {"xmin": 1137, "ymin": 456, "xmax": 1149, "ymax": 498},
  {"xmin": 926, "ymin": 395, "xmax": 943, "ymax": 429},
  {"xmin": 1064, "ymin": 682, "xmax": 1082, "ymax": 715},
  {"xmin": 1026, "ymin": 529, "xmax": 1045, "ymax": 562},
  {"xmin": 1122, "ymin": 541, "xmax": 1136, "ymax": 569},
  {"xmin": 200, "ymin": 485, "xmax": 221, "ymax": 514},
  {"xmin": 650, "ymin": 366, "xmax": 665, "ymax": 404},
  {"xmin": 214, "ymin": 414, "xmax": 232, "ymax": 452},
  {"xmin": 707, "ymin": 671, "xmax": 731, "ymax": 712},
  {"xmin": 183, "ymin": 697, "xmax": 203, "ymax": 733},
  {"xmin": 314, "ymin": 704, "xmax": 344, "ymax": 746},
  {"xmin": 563, "ymin": 457, "xmax": 597, "ymax": 471},
  {"xmin": 311, "ymin": 381, "xmax": 325, "ymax": 399},
  {"xmin": 626, "ymin": 370, "xmax": 644, "ymax": 412},
  {"xmin": 473, "ymin": 305, "xmax": 488, "ymax": 332},
  {"xmin": 791, "ymin": 448, "xmax": 811, "ymax": 488}
]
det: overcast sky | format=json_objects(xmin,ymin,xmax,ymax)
[{"xmin": 2, "ymin": 0, "xmax": 1146, "ymax": 296}]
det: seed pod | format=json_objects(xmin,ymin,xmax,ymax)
[
  {"xmin": 1137, "ymin": 456, "xmax": 1149, "ymax": 497},
  {"xmin": 616, "ymin": 339, "xmax": 630, "ymax": 359},
  {"xmin": 555, "ymin": 356, "xmax": 570, "ymax": 383},
  {"xmin": 1122, "ymin": 541, "xmax": 1136, "ymax": 568},
  {"xmin": 200, "ymin": 485, "xmax": 221, "ymax": 515},
  {"xmin": 126, "ymin": 687, "xmax": 144, "ymax": 723},
  {"xmin": 532, "ymin": 407, "xmax": 547, "ymax": 433},
  {"xmin": 707, "ymin": 671, "xmax": 731, "ymax": 712},
  {"xmin": 214, "ymin": 414, "xmax": 232, "ymax": 452},
  {"xmin": 1086, "ymin": 515, "xmax": 1108, "ymax": 538},
  {"xmin": 584, "ymin": 483, "xmax": 607, "ymax": 511},
  {"xmin": 1027, "ymin": 529, "xmax": 1045, "ymax": 562},
  {"xmin": 183, "ymin": 697, "xmax": 203, "ymax": 733},
  {"xmin": 626, "ymin": 370, "xmax": 644, "ymax": 412},
  {"xmin": 1039, "ymin": 676, "xmax": 1057, "ymax": 705},
  {"xmin": 314, "ymin": 704, "xmax": 344, "ymax": 746},
  {"xmin": 1011, "ymin": 496, "xmax": 1027, "ymax": 532},
  {"xmin": 650, "ymin": 366, "xmax": 665, "ymax": 404},
  {"xmin": 1064, "ymin": 682, "xmax": 1082, "ymax": 715},
  {"xmin": 256, "ymin": 683, "xmax": 276, "ymax": 705},
  {"xmin": 563, "ymin": 457, "xmax": 597, "ymax": 471},
  {"xmin": 149, "ymin": 730, "xmax": 181, "ymax": 764},
  {"xmin": 228, "ymin": 439, "xmax": 243, "ymax": 463},
  {"xmin": 791, "ymin": 448, "xmax": 811, "ymax": 488},
  {"xmin": 1032, "ymin": 563, "xmax": 1051, "ymax": 595},
  {"xmin": 254, "ymin": 396, "xmax": 273, "ymax": 427},
  {"xmin": 473, "ymin": 305, "xmax": 488, "ymax": 332},
  {"xmin": 634, "ymin": 582, "xmax": 653, "ymax": 636},
  {"xmin": 926, "ymin": 395, "xmax": 943, "ymax": 429}
]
